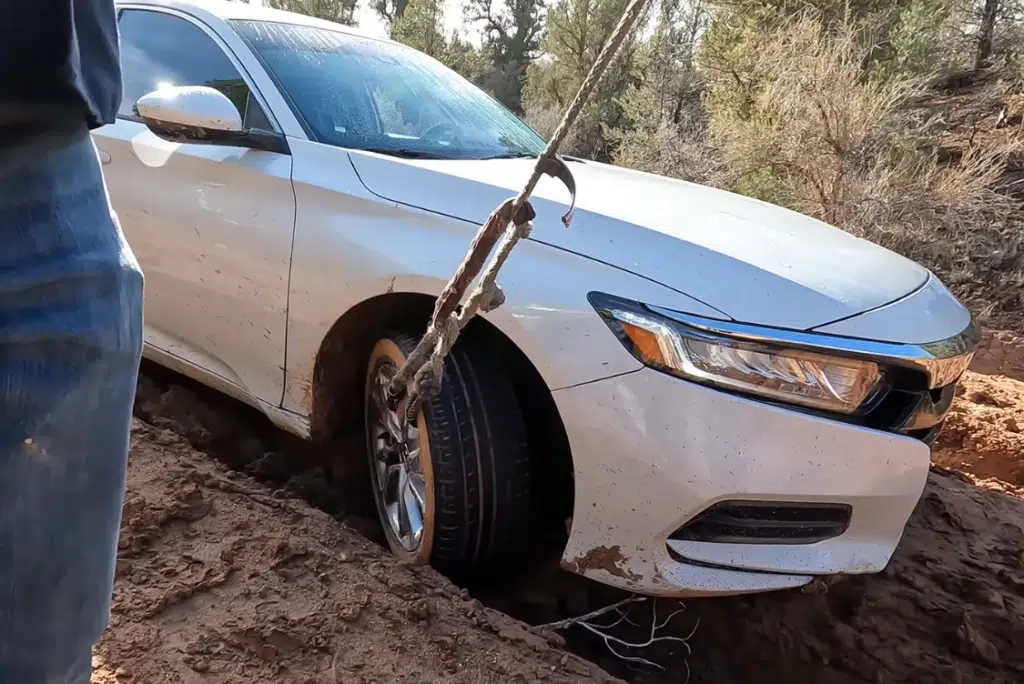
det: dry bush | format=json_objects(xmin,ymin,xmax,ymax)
[
  {"xmin": 611, "ymin": 120, "xmax": 729, "ymax": 186},
  {"xmin": 609, "ymin": 74, "xmax": 730, "ymax": 186},
  {"xmin": 702, "ymin": 15, "xmax": 1024, "ymax": 325},
  {"xmin": 523, "ymin": 100, "xmax": 604, "ymax": 158},
  {"xmin": 860, "ymin": 144, "xmax": 1024, "ymax": 323}
]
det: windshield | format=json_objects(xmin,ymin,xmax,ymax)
[{"xmin": 231, "ymin": 20, "xmax": 546, "ymax": 160}]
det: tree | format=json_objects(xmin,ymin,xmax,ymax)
[
  {"xmin": 391, "ymin": 0, "xmax": 495, "ymax": 82},
  {"xmin": 522, "ymin": 0, "xmax": 646, "ymax": 157},
  {"xmin": 373, "ymin": 0, "xmax": 412, "ymax": 26},
  {"xmin": 977, "ymin": 0, "xmax": 1001, "ymax": 69},
  {"xmin": 634, "ymin": 0, "xmax": 708, "ymax": 126},
  {"xmin": 466, "ymin": 0, "xmax": 547, "ymax": 111},
  {"xmin": 446, "ymin": 33, "xmax": 496, "ymax": 84},
  {"xmin": 607, "ymin": 0, "xmax": 719, "ymax": 181},
  {"xmin": 267, "ymin": 0, "xmax": 357, "ymax": 24},
  {"xmin": 391, "ymin": 0, "xmax": 448, "ymax": 58}
]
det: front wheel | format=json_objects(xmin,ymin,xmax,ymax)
[{"xmin": 363, "ymin": 332, "xmax": 531, "ymax": 576}]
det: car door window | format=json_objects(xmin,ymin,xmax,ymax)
[{"xmin": 117, "ymin": 9, "xmax": 273, "ymax": 132}]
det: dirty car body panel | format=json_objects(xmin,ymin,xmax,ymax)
[{"xmin": 97, "ymin": 0, "xmax": 979, "ymax": 597}]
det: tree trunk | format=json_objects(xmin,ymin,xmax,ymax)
[{"xmin": 976, "ymin": 0, "xmax": 1000, "ymax": 71}]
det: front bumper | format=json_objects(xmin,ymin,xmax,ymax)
[{"xmin": 552, "ymin": 367, "xmax": 933, "ymax": 597}]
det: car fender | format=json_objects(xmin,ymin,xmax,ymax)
[
  {"xmin": 282, "ymin": 254, "xmax": 728, "ymax": 420},
  {"xmin": 281, "ymin": 140, "xmax": 729, "ymax": 421}
]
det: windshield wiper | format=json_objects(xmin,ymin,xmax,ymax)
[
  {"xmin": 480, "ymin": 152, "xmax": 539, "ymax": 160},
  {"xmin": 359, "ymin": 147, "xmax": 454, "ymax": 160}
]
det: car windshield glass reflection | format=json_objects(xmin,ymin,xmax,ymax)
[{"xmin": 231, "ymin": 20, "xmax": 546, "ymax": 160}]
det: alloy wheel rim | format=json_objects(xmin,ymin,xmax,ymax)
[{"xmin": 368, "ymin": 362, "xmax": 428, "ymax": 553}]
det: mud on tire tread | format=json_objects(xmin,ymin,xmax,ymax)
[{"xmin": 389, "ymin": 332, "xmax": 531, "ymax": 576}]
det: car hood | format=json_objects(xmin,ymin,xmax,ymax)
[{"xmin": 348, "ymin": 151, "xmax": 928, "ymax": 330}]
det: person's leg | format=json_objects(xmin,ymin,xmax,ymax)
[{"xmin": 0, "ymin": 126, "xmax": 144, "ymax": 683}]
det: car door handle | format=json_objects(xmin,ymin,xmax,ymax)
[{"xmin": 98, "ymin": 149, "xmax": 111, "ymax": 165}]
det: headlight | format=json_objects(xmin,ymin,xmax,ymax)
[{"xmin": 591, "ymin": 293, "xmax": 884, "ymax": 415}]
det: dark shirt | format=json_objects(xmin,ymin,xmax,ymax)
[{"xmin": 0, "ymin": 0, "xmax": 122, "ymax": 132}]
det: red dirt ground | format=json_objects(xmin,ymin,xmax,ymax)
[
  {"xmin": 933, "ymin": 371, "xmax": 1024, "ymax": 487},
  {"xmin": 91, "ymin": 350, "xmax": 1024, "ymax": 684},
  {"xmin": 91, "ymin": 417, "xmax": 619, "ymax": 684}
]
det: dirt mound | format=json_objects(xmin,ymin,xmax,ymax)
[
  {"xmin": 92, "ymin": 418, "xmax": 619, "ymax": 684},
  {"xmin": 971, "ymin": 329, "xmax": 1024, "ymax": 383},
  {"xmin": 934, "ymin": 371, "xmax": 1024, "ymax": 486}
]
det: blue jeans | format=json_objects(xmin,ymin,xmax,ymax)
[{"xmin": 0, "ymin": 126, "xmax": 144, "ymax": 683}]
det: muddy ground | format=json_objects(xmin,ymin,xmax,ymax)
[
  {"xmin": 92, "ymin": 350, "xmax": 1024, "ymax": 684},
  {"xmin": 92, "ymin": 414, "xmax": 617, "ymax": 684}
]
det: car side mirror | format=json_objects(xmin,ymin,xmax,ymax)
[
  {"xmin": 133, "ymin": 85, "xmax": 289, "ymax": 154},
  {"xmin": 135, "ymin": 85, "xmax": 243, "ymax": 139}
]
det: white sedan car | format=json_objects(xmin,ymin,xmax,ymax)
[{"xmin": 98, "ymin": 0, "xmax": 978, "ymax": 597}]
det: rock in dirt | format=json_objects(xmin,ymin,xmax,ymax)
[{"xmin": 93, "ymin": 419, "xmax": 620, "ymax": 684}]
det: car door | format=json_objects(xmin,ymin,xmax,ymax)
[{"xmin": 93, "ymin": 6, "xmax": 295, "ymax": 408}]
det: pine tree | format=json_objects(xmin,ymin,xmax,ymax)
[
  {"xmin": 522, "ymin": 0, "xmax": 645, "ymax": 157},
  {"xmin": 467, "ymin": 0, "xmax": 547, "ymax": 112},
  {"xmin": 372, "ymin": 0, "xmax": 412, "ymax": 27},
  {"xmin": 391, "ymin": 0, "xmax": 495, "ymax": 83},
  {"xmin": 391, "ymin": 0, "xmax": 448, "ymax": 59}
]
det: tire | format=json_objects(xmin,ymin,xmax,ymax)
[{"xmin": 363, "ymin": 331, "xmax": 531, "ymax": 576}]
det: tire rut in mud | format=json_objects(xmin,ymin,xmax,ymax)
[
  {"xmin": 130, "ymin": 363, "xmax": 1024, "ymax": 684},
  {"xmin": 115, "ymin": 363, "xmax": 620, "ymax": 684}
]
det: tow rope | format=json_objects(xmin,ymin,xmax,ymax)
[{"xmin": 387, "ymin": 0, "xmax": 650, "ymax": 419}]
